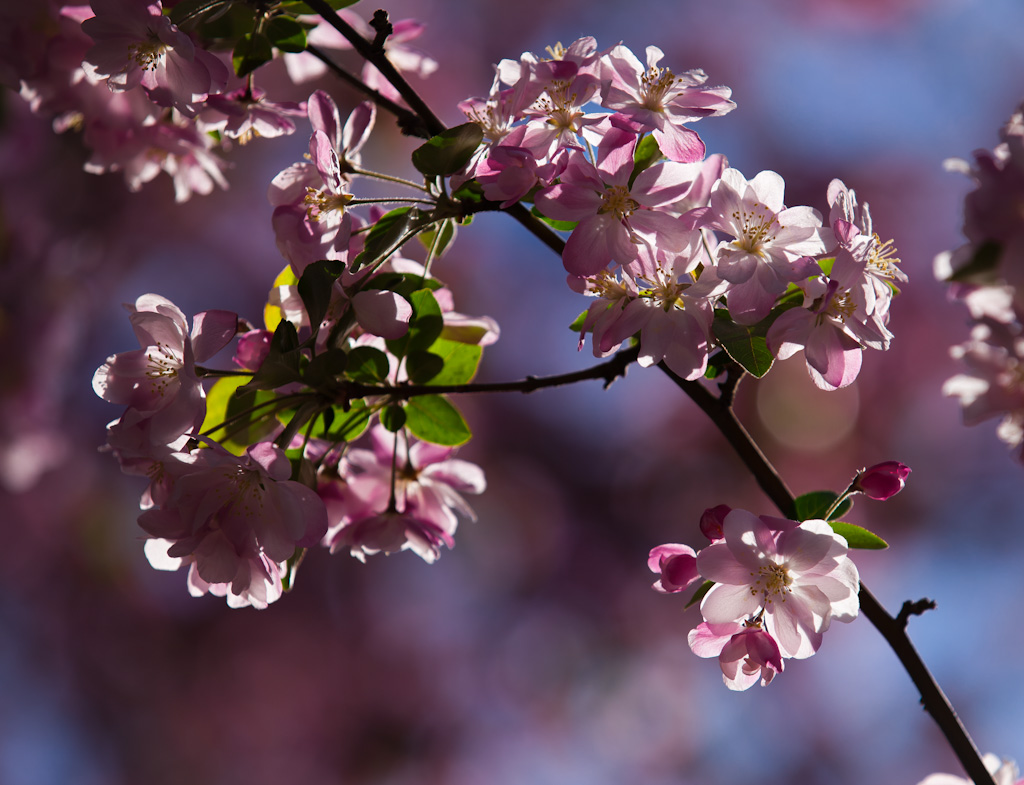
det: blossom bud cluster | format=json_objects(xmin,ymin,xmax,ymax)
[
  {"xmin": 936, "ymin": 100, "xmax": 1024, "ymax": 461},
  {"xmin": 460, "ymin": 39, "xmax": 905, "ymax": 389},
  {"xmin": 8, "ymin": 1, "xmax": 433, "ymax": 201},
  {"xmin": 650, "ymin": 508, "xmax": 860, "ymax": 690}
]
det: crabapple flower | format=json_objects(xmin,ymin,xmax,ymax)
[
  {"xmin": 200, "ymin": 87, "xmax": 305, "ymax": 144},
  {"xmin": 944, "ymin": 321, "xmax": 1024, "ymax": 459},
  {"xmin": 688, "ymin": 620, "xmax": 784, "ymax": 691},
  {"xmin": 601, "ymin": 44, "xmax": 735, "ymax": 163},
  {"xmin": 699, "ymin": 504, "xmax": 731, "ymax": 541},
  {"xmin": 696, "ymin": 509, "xmax": 860, "ymax": 659},
  {"xmin": 854, "ymin": 461, "xmax": 911, "ymax": 500},
  {"xmin": 535, "ymin": 120, "xmax": 704, "ymax": 277},
  {"xmin": 322, "ymin": 426, "xmax": 485, "ymax": 563},
  {"xmin": 139, "ymin": 443, "xmax": 328, "ymax": 609},
  {"xmin": 93, "ymin": 294, "xmax": 237, "ymax": 445},
  {"xmin": 648, "ymin": 544, "xmax": 699, "ymax": 593},
  {"xmin": 917, "ymin": 754, "xmax": 1023, "ymax": 785},
  {"xmin": 708, "ymin": 168, "xmax": 828, "ymax": 324},
  {"xmin": 82, "ymin": 0, "xmax": 228, "ymax": 117}
]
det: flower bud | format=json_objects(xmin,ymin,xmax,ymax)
[
  {"xmin": 854, "ymin": 461, "xmax": 911, "ymax": 501},
  {"xmin": 699, "ymin": 504, "xmax": 731, "ymax": 541},
  {"xmin": 647, "ymin": 544, "xmax": 699, "ymax": 593}
]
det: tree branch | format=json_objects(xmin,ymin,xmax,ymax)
[
  {"xmin": 302, "ymin": 0, "xmax": 445, "ymax": 138},
  {"xmin": 304, "ymin": 44, "xmax": 425, "ymax": 136},
  {"xmin": 340, "ymin": 345, "xmax": 640, "ymax": 403},
  {"xmin": 659, "ymin": 364, "xmax": 995, "ymax": 785}
]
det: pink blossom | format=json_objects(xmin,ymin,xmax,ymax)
[
  {"xmin": 696, "ymin": 509, "xmax": 860, "ymax": 659},
  {"xmin": 535, "ymin": 121, "xmax": 702, "ymax": 277},
  {"xmin": 233, "ymin": 329, "xmax": 272, "ymax": 371},
  {"xmin": 600, "ymin": 44, "xmax": 735, "ymax": 163},
  {"xmin": 82, "ymin": 0, "xmax": 228, "ymax": 117},
  {"xmin": 647, "ymin": 544, "xmax": 699, "ymax": 593},
  {"xmin": 944, "ymin": 321, "xmax": 1024, "ymax": 459},
  {"xmin": 268, "ymin": 94, "xmax": 375, "ymax": 271},
  {"xmin": 139, "ymin": 443, "xmax": 328, "ymax": 608},
  {"xmin": 93, "ymin": 294, "xmax": 237, "ymax": 445},
  {"xmin": 322, "ymin": 426, "xmax": 485, "ymax": 563},
  {"xmin": 200, "ymin": 87, "xmax": 305, "ymax": 144},
  {"xmin": 708, "ymin": 168, "xmax": 828, "ymax": 324},
  {"xmin": 854, "ymin": 461, "xmax": 911, "ymax": 500},
  {"xmin": 699, "ymin": 504, "xmax": 730, "ymax": 541},
  {"xmin": 687, "ymin": 620, "xmax": 784, "ymax": 690}
]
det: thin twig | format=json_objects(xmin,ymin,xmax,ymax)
[
  {"xmin": 301, "ymin": 0, "xmax": 445, "ymax": 137},
  {"xmin": 340, "ymin": 345, "xmax": 640, "ymax": 403}
]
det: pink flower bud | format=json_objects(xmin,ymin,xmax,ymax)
[
  {"xmin": 233, "ymin": 329, "xmax": 272, "ymax": 371},
  {"xmin": 699, "ymin": 504, "xmax": 731, "ymax": 541},
  {"xmin": 855, "ymin": 461, "xmax": 911, "ymax": 501},
  {"xmin": 647, "ymin": 544, "xmax": 699, "ymax": 593}
]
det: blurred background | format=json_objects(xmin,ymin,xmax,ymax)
[{"xmin": 1, "ymin": 0, "xmax": 1022, "ymax": 783}]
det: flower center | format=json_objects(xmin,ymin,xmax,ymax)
[
  {"xmin": 599, "ymin": 185, "xmax": 639, "ymax": 220},
  {"xmin": 130, "ymin": 37, "xmax": 166, "ymax": 72},
  {"xmin": 588, "ymin": 269, "xmax": 631, "ymax": 301},
  {"xmin": 750, "ymin": 562, "xmax": 793, "ymax": 606},
  {"xmin": 867, "ymin": 234, "xmax": 903, "ymax": 279},
  {"xmin": 823, "ymin": 290, "xmax": 856, "ymax": 323},
  {"xmin": 640, "ymin": 66, "xmax": 679, "ymax": 112},
  {"xmin": 544, "ymin": 42, "xmax": 568, "ymax": 60},
  {"xmin": 731, "ymin": 203, "xmax": 780, "ymax": 256},
  {"xmin": 304, "ymin": 187, "xmax": 352, "ymax": 222},
  {"xmin": 539, "ymin": 80, "xmax": 584, "ymax": 133}
]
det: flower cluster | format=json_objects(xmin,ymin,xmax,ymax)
[
  {"xmin": 95, "ymin": 286, "xmax": 488, "ymax": 606},
  {"xmin": 650, "ymin": 508, "xmax": 860, "ymax": 690},
  {"xmin": 460, "ymin": 39, "xmax": 905, "ymax": 388},
  {"xmin": 9, "ymin": 0, "xmax": 433, "ymax": 201},
  {"xmin": 937, "ymin": 100, "xmax": 1024, "ymax": 461}
]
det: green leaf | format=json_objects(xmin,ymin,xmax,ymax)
[
  {"xmin": 351, "ymin": 206, "xmax": 420, "ymax": 272},
  {"xmin": 685, "ymin": 580, "xmax": 713, "ymax": 610},
  {"xmin": 712, "ymin": 310, "xmax": 774, "ymax": 378},
  {"xmin": 168, "ymin": 0, "xmax": 232, "ymax": 26},
  {"xmin": 386, "ymin": 288, "xmax": 443, "ymax": 359},
  {"xmin": 828, "ymin": 521, "xmax": 889, "ymax": 550},
  {"xmin": 629, "ymin": 134, "xmax": 662, "ymax": 188},
  {"xmin": 945, "ymin": 240, "xmax": 1002, "ymax": 283},
  {"xmin": 405, "ymin": 350, "xmax": 445, "ymax": 383},
  {"xmin": 703, "ymin": 349, "xmax": 730, "ymax": 380},
  {"xmin": 345, "ymin": 345, "xmax": 391, "ymax": 383},
  {"xmin": 303, "ymin": 347, "xmax": 348, "ymax": 387},
  {"xmin": 241, "ymin": 320, "xmax": 302, "ymax": 391},
  {"xmin": 530, "ymin": 205, "xmax": 578, "ymax": 232},
  {"xmin": 417, "ymin": 219, "xmax": 457, "ymax": 258},
  {"xmin": 451, "ymin": 180, "xmax": 485, "ymax": 204},
  {"xmin": 380, "ymin": 404, "xmax": 407, "ymax": 432},
  {"xmin": 279, "ymin": 0, "xmax": 360, "ymax": 12},
  {"xmin": 265, "ymin": 14, "xmax": 307, "ymax": 52},
  {"xmin": 201, "ymin": 375, "xmax": 251, "ymax": 440},
  {"xmin": 423, "ymin": 338, "xmax": 482, "ymax": 385},
  {"xmin": 316, "ymin": 400, "xmax": 371, "ymax": 442},
  {"xmin": 411, "ymin": 123, "xmax": 484, "ymax": 177},
  {"xmin": 404, "ymin": 395, "xmax": 471, "ymax": 446},
  {"xmin": 793, "ymin": 490, "xmax": 853, "ymax": 522},
  {"xmin": 569, "ymin": 309, "xmax": 589, "ymax": 332},
  {"xmin": 816, "ymin": 256, "xmax": 835, "ymax": 276},
  {"xmin": 232, "ymin": 32, "xmax": 273, "ymax": 77},
  {"xmin": 297, "ymin": 259, "xmax": 344, "ymax": 332}
]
